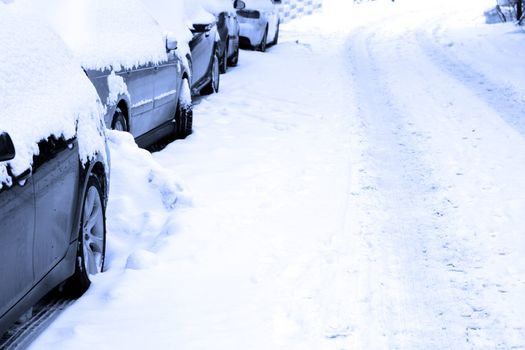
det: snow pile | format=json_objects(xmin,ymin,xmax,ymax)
[
  {"xmin": 32, "ymin": 0, "xmax": 169, "ymax": 70},
  {"xmin": 102, "ymin": 131, "xmax": 191, "ymax": 272},
  {"xmin": 106, "ymin": 71, "xmax": 130, "ymax": 106},
  {"xmin": 0, "ymin": 1, "xmax": 105, "ymax": 187}
]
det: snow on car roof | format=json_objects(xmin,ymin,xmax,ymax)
[
  {"xmin": 0, "ymin": 1, "xmax": 105, "ymax": 188},
  {"xmin": 33, "ymin": 0, "xmax": 169, "ymax": 71}
]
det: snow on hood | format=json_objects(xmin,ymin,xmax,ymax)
[
  {"xmin": 32, "ymin": 0, "xmax": 169, "ymax": 71},
  {"xmin": 242, "ymin": 0, "xmax": 275, "ymax": 10},
  {"xmin": 0, "ymin": 1, "xmax": 105, "ymax": 188},
  {"xmin": 146, "ymin": 0, "xmax": 215, "ymax": 33},
  {"xmin": 144, "ymin": 0, "xmax": 220, "ymax": 67},
  {"xmin": 142, "ymin": 0, "xmax": 193, "ymax": 62},
  {"xmin": 199, "ymin": 0, "xmax": 235, "ymax": 14},
  {"xmin": 183, "ymin": 0, "xmax": 217, "ymax": 26}
]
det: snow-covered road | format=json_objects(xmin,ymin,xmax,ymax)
[
  {"xmin": 30, "ymin": 0, "xmax": 525, "ymax": 349},
  {"xmin": 343, "ymin": 4, "xmax": 525, "ymax": 347}
]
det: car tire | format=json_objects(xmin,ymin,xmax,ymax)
[
  {"xmin": 175, "ymin": 79, "xmax": 193, "ymax": 138},
  {"xmin": 66, "ymin": 174, "xmax": 106, "ymax": 298},
  {"xmin": 228, "ymin": 37, "xmax": 239, "ymax": 67},
  {"xmin": 111, "ymin": 107, "xmax": 127, "ymax": 131},
  {"xmin": 271, "ymin": 22, "xmax": 280, "ymax": 46},
  {"xmin": 201, "ymin": 50, "xmax": 220, "ymax": 95},
  {"xmin": 220, "ymin": 39, "xmax": 228, "ymax": 74},
  {"xmin": 258, "ymin": 27, "xmax": 268, "ymax": 52}
]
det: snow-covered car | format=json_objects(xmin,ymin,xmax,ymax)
[
  {"xmin": 201, "ymin": 0, "xmax": 247, "ymax": 73},
  {"xmin": 40, "ymin": 0, "xmax": 193, "ymax": 147},
  {"xmin": 0, "ymin": 2, "xmax": 109, "ymax": 336},
  {"xmin": 237, "ymin": 0, "xmax": 281, "ymax": 52},
  {"xmin": 144, "ymin": 0, "xmax": 219, "ymax": 96}
]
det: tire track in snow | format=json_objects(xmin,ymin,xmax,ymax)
[
  {"xmin": 345, "ymin": 11, "xmax": 525, "ymax": 349},
  {"xmin": 344, "ymin": 22, "xmax": 464, "ymax": 349}
]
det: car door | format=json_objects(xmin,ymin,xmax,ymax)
[
  {"xmin": 32, "ymin": 136, "xmax": 80, "ymax": 282},
  {"xmin": 0, "ymin": 161, "xmax": 35, "ymax": 317},
  {"xmin": 118, "ymin": 64, "xmax": 155, "ymax": 138},
  {"xmin": 190, "ymin": 25, "xmax": 215, "ymax": 87},
  {"xmin": 152, "ymin": 55, "xmax": 181, "ymax": 129}
]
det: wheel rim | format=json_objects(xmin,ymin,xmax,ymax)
[
  {"xmin": 114, "ymin": 119, "xmax": 125, "ymax": 131},
  {"xmin": 112, "ymin": 111, "xmax": 126, "ymax": 131},
  {"xmin": 212, "ymin": 54, "xmax": 219, "ymax": 91},
  {"xmin": 82, "ymin": 185, "xmax": 104, "ymax": 275}
]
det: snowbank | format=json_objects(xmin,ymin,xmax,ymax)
[{"xmin": 0, "ymin": 1, "xmax": 105, "ymax": 188}]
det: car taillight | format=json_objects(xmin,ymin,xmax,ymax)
[{"xmin": 237, "ymin": 10, "xmax": 260, "ymax": 19}]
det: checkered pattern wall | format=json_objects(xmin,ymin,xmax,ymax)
[{"xmin": 278, "ymin": 0, "xmax": 323, "ymax": 23}]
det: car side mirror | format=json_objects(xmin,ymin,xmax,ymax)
[
  {"xmin": 166, "ymin": 37, "xmax": 178, "ymax": 52},
  {"xmin": 0, "ymin": 132, "xmax": 15, "ymax": 162},
  {"xmin": 192, "ymin": 23, "xmax": 213, "ymax": 33},
  {"xmin": 233, "ymin": 0, "xmax": 246, "ymax": 10}
]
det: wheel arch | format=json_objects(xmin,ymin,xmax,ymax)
[
  {"xmin": 68, "ymin": 158, "xmax": 108, "ymax": 245},
  {"xmin": 115, "ymin": 100, "xmax": 130, "ymax": 131}
]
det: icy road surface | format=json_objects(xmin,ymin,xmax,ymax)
[{"xmin": 30, "ymin": 0, "xmax": 525, "ymax": 349}]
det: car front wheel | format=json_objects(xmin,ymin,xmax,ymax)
[
  {"xmin": 111, "ymin": 107, "xmax": 127, "ymax": 131},
  {"xmin": 271, "ymin": 22, "xmax": 280, "ymax": 46},
  {"xmin": 228, "ymin": 38, "xmax": 239, "ymax": 67},
  {"xmin": 175, "ymin": 78, "xmax": 193, "ymax": 138},
  {"xmin": 258, "ymin": 27, "xmax": 268, "ymax": 52},
  {"xmin": 201, "ymin": 51, "xmax": 220, "ymax": 95},
  {"xmin": 66, "ymin": 174, "xmax": 106, "ymax": 297},
  {"xmin": 220, "ymin": 39, "xmax": 228, "ymax": 74}
]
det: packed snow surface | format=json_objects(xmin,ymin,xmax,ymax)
[
  {"xmin": 29, "ymin": 0, "xmax": 525, "ymax": 348},
  {"xmin": 0, "ymin": 0, "xmax": 104, "ymax": 187}
]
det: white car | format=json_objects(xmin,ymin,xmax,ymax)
[{"xmin": 237, "ymin": 0, "xmax": 281, "ymax": 52}]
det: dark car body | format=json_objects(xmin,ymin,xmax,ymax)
[
  {"xmin": 0, "ymin": 133, "xmax": 108, "ymax": 336},
  {"xmin": 216, "ymin": 10, "xmax": 241, "ymax": 71},
  {"xmin": 86, "ymin": 42, "xmax": 191, "ymax": 148},
  {"xmin": 189, "ymin": 22, "xmax": 220, "ymax": 96},
  {"xmin": 207, "ymin": 1, "xmax": 246, "ymax": 73}
]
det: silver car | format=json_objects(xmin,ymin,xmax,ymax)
[{"xmin": 237, "ymin": 0, "xmax": 282, "ymax": 52}]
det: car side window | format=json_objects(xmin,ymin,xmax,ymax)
[{"xmin": 32, "ymin": 136, "xmax": 74, "ymax": 171}]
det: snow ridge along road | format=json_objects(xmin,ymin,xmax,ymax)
[{"xmin": 29, "ymin": 1, "xmax": 525, "ymax": 349}]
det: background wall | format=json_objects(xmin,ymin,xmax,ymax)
[{"xmin": 278, "ymin": 0, "xmax": 323, "ymax": 23}]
